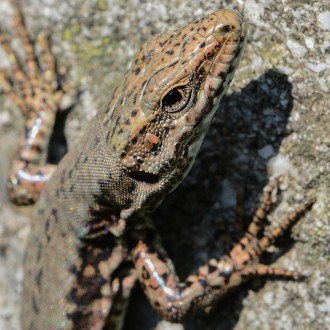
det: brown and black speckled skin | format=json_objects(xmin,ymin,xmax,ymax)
[{"xmin": 1, "ymin": 2, "xmax": 314, "ymax": 330}]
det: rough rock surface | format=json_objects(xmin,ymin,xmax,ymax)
[{"xmin": 0, "ymin": 0, "xmax": 329, "ymax": 329}]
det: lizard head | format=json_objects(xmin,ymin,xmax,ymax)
[{"xmin": 103, "ymin": 9, "xmax": 246, "ymax": 210}]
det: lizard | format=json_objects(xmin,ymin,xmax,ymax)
[{"xmin": 0, "ymin": 1, "xmax": 314, "ymax": 329}]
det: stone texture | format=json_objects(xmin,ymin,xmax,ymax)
[{"xmin": 0, "ymin": 0, "xmax": 329, "ymax": 329}]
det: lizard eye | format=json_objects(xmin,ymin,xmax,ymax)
[
  {"xmin": 161, "ymin": 86, "xmax": 193, "ymax": 113},
  {"xmin": 162, "ymin": 88, "xmax": 184, "ymax": 107}
]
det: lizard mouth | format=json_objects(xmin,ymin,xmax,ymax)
[{"xmin": 128, "ymin": 170, "xmax": 160, "ymax": 184}]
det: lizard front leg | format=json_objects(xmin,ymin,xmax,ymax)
[
  {"xmin": 131, "ymin": 178, "xmax": 314, "ymax": 322},
  {"xmin": 0, "ymin": 0, "xmax": 76, "ymax": 205}
]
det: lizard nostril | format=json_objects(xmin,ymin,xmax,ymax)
[{"xmin": 217, "ymin": 24, "xmax": 232, "ymax": 35}]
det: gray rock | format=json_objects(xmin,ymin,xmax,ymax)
[{"xmin": 0, "ymin": 0, "xmax": 329, "ymax": 329}]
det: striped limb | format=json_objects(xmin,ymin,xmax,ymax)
[
  {"xmin": 229, "ymin": 176, "xmax": 282, "ymax": 264},
  {"xmin": 131, "ymin": 182, "xmax": 314, "ymax": 322},
  {"xmin": 0, "ymin": 0, "xmax": 77, "ymax": 205}
]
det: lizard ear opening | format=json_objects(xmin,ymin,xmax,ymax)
[{"xmin": 128, "ymin": 170, "xmax": 160, "ymax": 184}]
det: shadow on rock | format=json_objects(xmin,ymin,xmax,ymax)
[{"xmin": 124, "ymin": 69, "xmax": 294, "ymax": 330}]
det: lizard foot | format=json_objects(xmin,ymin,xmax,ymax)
[{"xmin": 0, "ymin": 0, "xmax": 78, "ymax": 205}]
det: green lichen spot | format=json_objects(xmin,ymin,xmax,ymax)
[
  {"xmin": 103, "ymin": 37, "xmax": 111, "ymax": 45},
  {"xmin": 72, "ymin": 23, "xmax": 82, "ymax": 34},
  {"xmin": 263, "ymin": 39, "xmax": 285, "ymax": 67},
  {"xmin": 63, "ymin": 28, "xmax": 72, "ymax": 41},
  {"xmin": 70, "ymin": 44, "xmax": 78, "ymax": 52},
  {"xmin": 98, "ymin": 0, "xmax": 107, "ymax": 11}
]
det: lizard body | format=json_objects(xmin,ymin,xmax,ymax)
[
  {"xmin": 0, "ymin": 2, "xmax": 313, "ymax": 329},
  {"xmin": 22, "ymin": 9, "xmax": 246, "ymax": 328}
]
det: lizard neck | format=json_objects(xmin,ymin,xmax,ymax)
[{"xmin": 65, "ymin": 113, "xmax": 176, "ymax": 237}]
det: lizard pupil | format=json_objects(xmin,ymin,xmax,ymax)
[{"xmin": 162, "ymin": 88, "xmax": 183, "ymax": 107}]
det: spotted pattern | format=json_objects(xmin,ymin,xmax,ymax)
[{"xmin": 103, "ymin": 9, "xmax": 246, "ymax": 185}]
